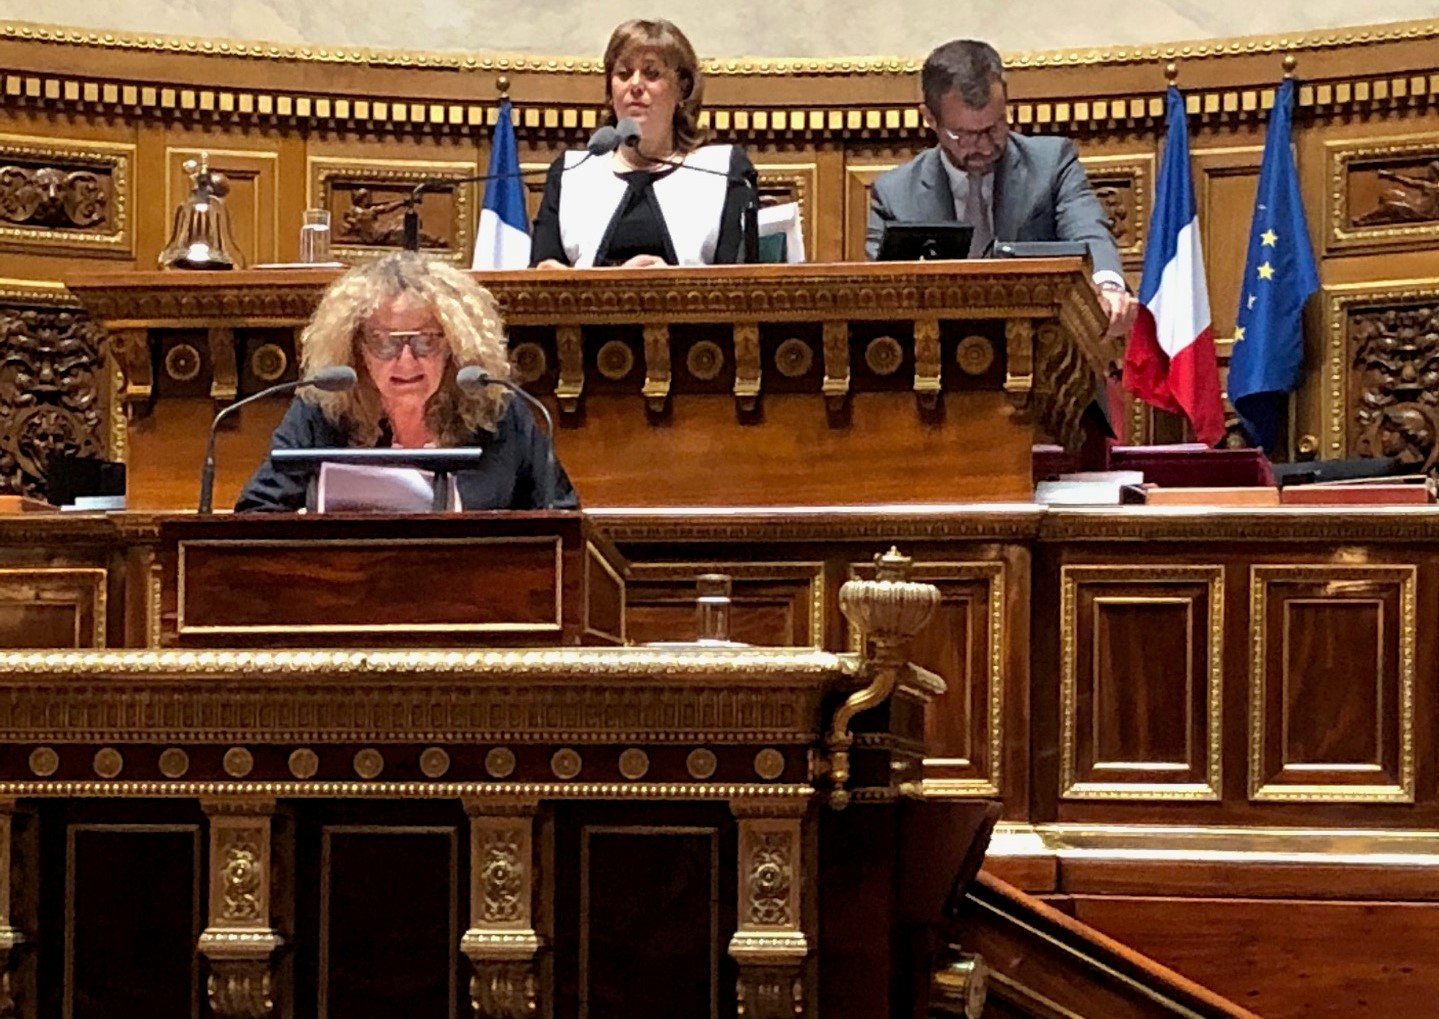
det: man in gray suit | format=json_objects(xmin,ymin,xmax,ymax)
[{"xmin": 867, "ymin": 39, "xmax": 1137, "ymax": 338}]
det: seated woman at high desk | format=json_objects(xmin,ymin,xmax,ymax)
[
  {"xmin": 530, "ymin": 18, "xmax": 756, "ymax": 269},
  {"xmin": 235, "ymin": 252, "xmax": 577, "ymax": 512}
]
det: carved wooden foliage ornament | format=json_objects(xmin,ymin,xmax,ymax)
[
  {"xmin": 1351, "ymin": 303, "xmax": 1439, "ymax": 471},
  {"xmin": 0, "ymin": 307, "xmax": 106, "ymax": 496}
]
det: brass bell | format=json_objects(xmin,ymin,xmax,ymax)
[{"xmin": 158, "ymin": 152, "xmax": 244, "ymax": 270}]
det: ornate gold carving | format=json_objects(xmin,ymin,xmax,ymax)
[
  {"xmin": 163, "ymin": 341, "xmax": 202, "ymax": 382},
  {"xmin": 955, "ymin": 334, "xmax": 995, "ymax": 376},
  {"xmin": 595, "ymin": 339, "xmax": 634, "ymax": 381},
  {"xmin": 863, "ymin": 335, "xmax": 903, "ymax": 376},
  {"xmin": 732, "ymin": 816, "xmax": 807, "ymax": 1018},
  {"xmin": 478, "ymin": 826, "xmax": 527, "ymax": 924},
  {"xmin": 1002, "ymin": 318, "xmax": 1035, "ymax": 419},
  {"xmin": 92, "ymin": 747, "xmax": 122, "ymax": 778},
  {"xmin": 830, "ymin": 548, "xmax": 941, "ymax": 808},
  {"xmin": 352, "ymin": 748, "xmax": 384, "ymax": 780},
  {"xmin": 736, "ymin": 967, "xmax": 805, "ymax": 1019},
  {"xmin": 0, "ymin": 304, "xmax": 106, "ymax": 498},
  {"xmin": 509, "ymin": 341, "xmax": 546, "ymax": 385},
  {"xmin": 470, "ymin": 963, "xmax": 538, "ymax": 1019},
  {"xmin": 309, "ymin": 156, "xmax": 474, "ymax": 264},
  {"xmin": 733, "ymin": 324, "xmax": 761, "ymax": 409},
  {"xmin": 1079, "ymin": 154, "xmax": 1152, "ymax": 259},
  {"xmin": 821, "ymin": 321, "xmax": 850, "ymax": 409},
  {"xmin": 216, "ymin": 828, "xmax": 263, "ymax": 923},
  {"xmin": 0, "ymin": 133, "xmax": 132, "ymax": 255},
  {"xmin": 0, "ymin": 648, "xmax": 845, "ymax": 750},
  {"xmin": 1059, "ymin": 565, "xmax": 1224, "ymax": 801},
  {"xmin": 158, "ymin": 747, "xmax": 190, "ymax": 778},
  {"xmin": 754, "ymin": 749, "xmax": 785, "ymax": 781},
  {"xmin": 773, "ymin": 337, "xmax": 812, "ymax": 378},
  {"xmin": 686, "ymin": 338, "xmax": 725, "ymax": 381},
  {"xmin": 223, "ymin": 747, "xmax": 254, "ymax": 778},
  {"xmin": 641, "ymin": 323, "xmax": 670, "ymax": 412},
  {"xmin": 912, "ymin": 318, "xmax": 941, "ymax": 406},
  {"xmin": 485, "ymin": 747, "xmax": 517, "ymax": 779},
  {"xmin": 1350, "ymin": 300, "xmax": 1439, "ymax": 470},
  {"xmin": 550, "ymin": 748, "xmax": 582, "ymax": 780},
  {"xmin": 248, "ymin": 342, "xmax": 286, "ymax": 383},
  {"xmin": 287, "ymin": 748, "xmax": 318, "ymax": 779},
  {"xmin": 207, "ymin": 327, "xmax": 238, "ymax": 406},
  {"xmin": 553, "ymin": 325, "xmax": 583, "ymax": 413},
  {"xmin": 27, "ymin": 746, "xmax": 57, "ymax": 777},
  {"xmin": 206, "ymin": 960, "xmax": 274, "ymax": 1019},
  {"xmin": 745, "ymin": 829, "xmax": 794, "ymax": 926},
  {"xmin": 687, "ymin": 748, "xmax": 718, "ymax": 780},
  {"xmin": 617, "ymin": 747, "xmax": 650, "ymax": 780},
  {"xmin": 420, "ymin": 746, "xmax": 451, "ymax": 778}
]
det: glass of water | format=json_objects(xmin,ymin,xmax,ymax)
[{"xmin": 299, "ymin": 208, "xmax": 331, "ymax": 263}]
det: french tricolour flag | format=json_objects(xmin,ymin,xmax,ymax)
[
  {"xmin": 471, "ymin": 98, "xmax": 532, "ymax": 270},
  {"xmin": 1122, "ymin": 86, "xmax": 1225, "ymax": 446}
]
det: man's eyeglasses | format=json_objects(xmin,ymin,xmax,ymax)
[
  {"xmin": 358, "ymin": 329, "xmax": 447, "ymax": 360},
  {"xmin": 937, "ymin": 121, "xmax": 1007, "ymax": 147}
]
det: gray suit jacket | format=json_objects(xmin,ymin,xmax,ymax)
[{"xmin": 865, "ymin": 134, "xmax": 1122, "ymax": 276}]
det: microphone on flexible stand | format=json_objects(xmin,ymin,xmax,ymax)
[
  {"xmin": 613, "ymin": 118, "xmax": 761, "ymax": 263},
  {"xmin": 401, "ymin": 124, "xmax": 625, "ymax": 252},
  {"xmin": 455, "ymin": 365, "xmax": 559, "ymax": 510},
  {"xmin": 197, "ymin": 365, "xmax": 357, "ymax": 514}
]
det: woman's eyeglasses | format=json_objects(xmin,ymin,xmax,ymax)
[{"xmin": 358, "ymin": 329, "xmax": 447, "ymax": 360}]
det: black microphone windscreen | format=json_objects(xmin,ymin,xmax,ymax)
[
  {"xmin": 310, "ymin": 365, "xmax": 358, "ymax": 392},
  {"xmin": 614, "ymin": 118, "xmax": 641, "ymax": 148},
  {"xmin": 456, "ymin": 365, "xmax": 489, "ymax": 393},
  {"xmin": 587, "ymin": 125, "xmax": 620, "ymax": 155}
]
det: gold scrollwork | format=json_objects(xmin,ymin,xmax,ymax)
[
  {"xmin": 478, "ymin": 827, "xmax": 526, "ymax": 924},
  {"xmin": 217, "ymin": 830, "xmax": 263, "ymax": 923}
]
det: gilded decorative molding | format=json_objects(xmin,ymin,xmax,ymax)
[
  {"xmin": 1, "ymin": 779, "xmax": 815, "ymax": 800},
  {"xmin": 308, "ymin": 156, "xmax": 475, "ymax": 266},
  {"xmin": 912, "ymin": 318, "xmax": 941, "ymax": 407},
  {"xmin": 731, "ymin": 816, "xmax": 808, "ymax": 1019},
  {"xmin": 1058, "ymin": 565, "xmax": 1224, "ymax": 801},
  {"xmin": 593, "ymin": 507, "xmax": 1045, "ymax": 543},
  {"xmin": 200, "ymin": 801, "xmax": 280, "ymax": 1019},
  {"xmin": 820, "ymin": 321, "xmax": 850, "ymax": 409},
  {"xmin": 1325, "ymin": 136, "xmax": 1439, "ymax": 254},
  {"xmin": 641, "ymin": 323, "xmax": 670, "ymax": 412},
  {"xmin": 553, "ymin": 324, "xmax": 583, "ymax": 413},
  {"xmin": 465, "ymin": 809, "xmax": 540, "ymax": 1019},
  {"xmin": 733, "ymin": 322, "xmax": 761, "ymax": 410},
  {"xmin": 1248, "ymin": 563, "xmax": 1416, "ymax": 803}
]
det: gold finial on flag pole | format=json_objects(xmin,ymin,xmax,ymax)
[
  {"xmin": 1282, "ymin": 54, "xmax": 1297, "ymax": 79},
  {"xmin": 496, "ymin": 75, "xmax": 511, "ymax": 97},
  {"xmin": 1164, "ymin": 61, "xmax": 1179, "ymax": 85}
]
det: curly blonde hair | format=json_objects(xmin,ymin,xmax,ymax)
[{"xmin": 298, "ymin": 252, "xmax": 513, "ymax": 447}]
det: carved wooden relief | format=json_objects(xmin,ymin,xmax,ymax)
[
  {"xmin": 1327, "ymin": 138, "xmax": 1439, "ymax": 253},
  {"xmin": 0, "ymin": 304, "xmax": 107, "ymax": 497},
  {"xmin": 1349, "ymin": 301, "xmax": 1439, "ymax": 470},
  {"xmin": 308, "ymin": 157, "xmax": 476, "ymax": 265},
  {"xmin": 1079, "ymin": 153, "xmax": 1152, "ymax": 263},
  {"xmin": 0, "ymin": 133, "xmax": 134, "ymax": 256}
]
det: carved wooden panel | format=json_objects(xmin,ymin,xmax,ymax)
[
  {"xmin": 1193, "ymin": 145, "xmax": 1264, "ymax": 343},
  {"xmin": 0, "ymin": 302, "xmax": 109, "ymax": 498},
  {"xmin": 841, "ymin": 163, "xmax": 897, "ymax": 262},
  {"xmin": 0, "ymin": 566, "xmax": 106, "ymax": 648},
  {"xmin": 1326, "ymin": 136, "xmax": 1439, "ymax": 254},
  {"xmin": 165, "ymin": 147, "xmax": 280, "ymax": 267},
  {"xmin": 1078, "ymin": 152, "xmax": 1153, "ymax": 265},
  {"xmin": 1060, "ymin": 566, "xmax": 1223, "ymax": 800},
  {"xmin": 0, "ymin": 132, "xmax": 134, "ymax": 257},
  {"xmin": 1249, "ymin": 564, "xmax": 1415, "ymax": 802},
  {"xmin": 1325, "ymin": 282, "xmax": 1439, "ymax": 467},
  {"xmin": 849, "ymin": 560, "xmax": 1005, "ymax": 796},
  {"xmin": 625, "ymin": 561, "xmax": 824, "ymax": 646},
  {"xmin": 308, "ymin": 156, "xmax": 475, "ymax": 265}
]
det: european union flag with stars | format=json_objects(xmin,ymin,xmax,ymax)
[{"xmin": 1227, "ymin": 77, "xmax": 1319, "ymax": 453}]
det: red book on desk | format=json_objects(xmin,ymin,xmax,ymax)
[{"xmin": 1109, "ymin": 445, "xmax": 1275, "ymax": 487}]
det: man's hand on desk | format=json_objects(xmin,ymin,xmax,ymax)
[
  {"xmin": 1097, "ymin": 282, "xmax": 1139, "ymax": 338},
  {"xmin": 618, "ymin": 254, "xmax": 669, "ymax": 268},
  {"xmin": 535, "ymin": 258, "xmax": 571, "ymax": 270}
]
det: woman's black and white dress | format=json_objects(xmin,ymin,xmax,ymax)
[{"xmin": 529, "ymin": 144, "xmax": 754, "ymax": 267}]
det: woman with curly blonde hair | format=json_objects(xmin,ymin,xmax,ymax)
[{"xmin": 236, "ymin": 252, "xmax": 576, "ymax": 511}]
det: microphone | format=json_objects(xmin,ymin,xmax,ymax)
[
  {"xmin": 614, "ymin": 117, "xmax": 642, "ymax": 150},
  {"xmin": 401, "ymin": 123, "xmax": 617, "ymax": 251},
  {"xmin": 456, "ymin": 365, "xmax": 559, "ymax": 509},
  {"xmin": 198, "ymin": 365, "xmax": 357, "ymax": 515}
]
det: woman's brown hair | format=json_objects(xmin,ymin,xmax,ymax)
[{"xmin": 602, "ymin": 19, "xmax": 706, "ymax": 153}]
